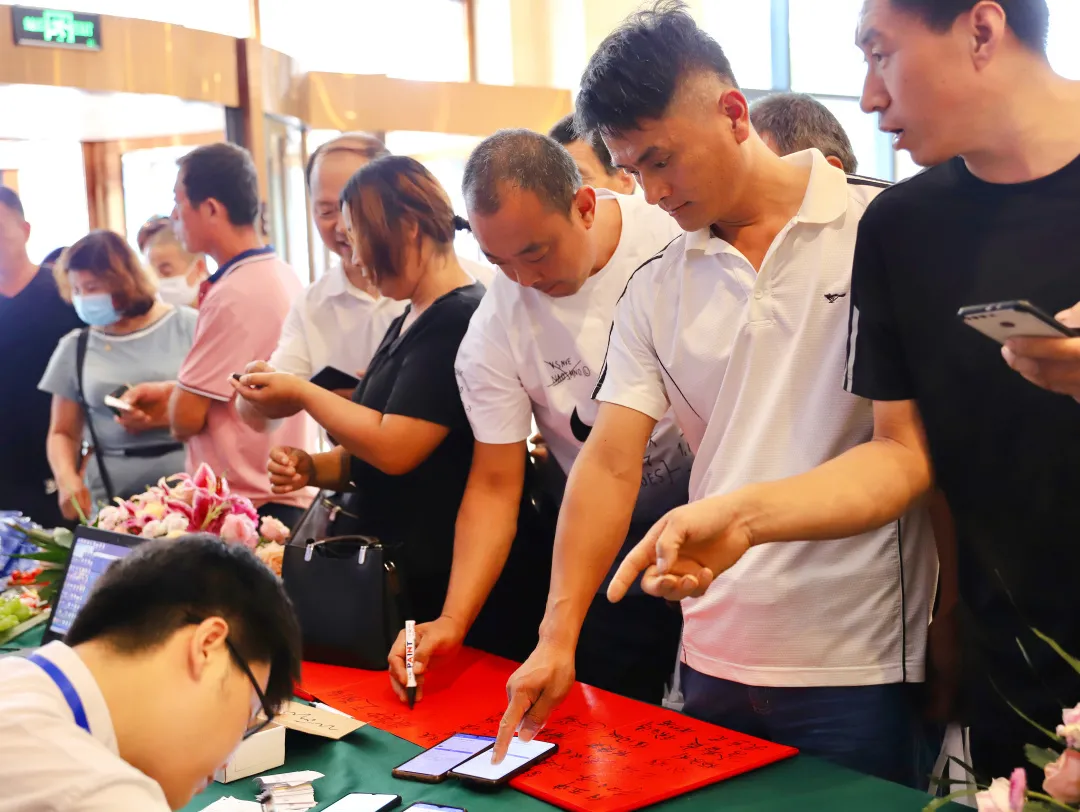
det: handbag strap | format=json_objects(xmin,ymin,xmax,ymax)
[{"xmin": 75, "ymin": 328, "xmax": 116, "ymax": 502}]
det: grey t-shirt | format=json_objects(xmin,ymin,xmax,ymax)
[{"xmin": 39, "ymin": 307, "xmax": 198, "ymax": 505}]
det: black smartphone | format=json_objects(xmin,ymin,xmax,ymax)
[
  {"xmin": 449, "ymin": 738, "xmax": 557, "ymax": 786},
  {"xmin": 402, "ymin": 804, "xmax": 467, "ymax": 812},
  {"xmin": 958, "ymin": 300, "xmax": 1078, "ymax": 344},
  {"xmin": 392, "ymin": 733, "xmax": 496, "ymax": 783},
  {"xmin": 310, "ymin": 365, "xmax": 362, "ymax": 392},
  {"xmin": 104, "ymin": 384, "xmax": 131, "ymax": 417},
  {"xmin": 322, "ymin": 793, "xmax": 401, "ymax": 812}
]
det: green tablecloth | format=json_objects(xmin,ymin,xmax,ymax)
[{"xmin": 5, "ymin": 626, "xmax": 955, "ymax": 812}]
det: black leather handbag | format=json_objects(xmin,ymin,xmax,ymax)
[{"xmin": 281, "ymin": 492, "xmax": 408, "ymax": 670}]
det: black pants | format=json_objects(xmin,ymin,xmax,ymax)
[{"xmin": 575, "ymin": 592, "xmax": 683, "ymax": 703}]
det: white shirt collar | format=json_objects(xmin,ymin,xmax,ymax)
[
  {"xmin": 34, "ymin": 641, "xmax": 119, "ymax": 754},
  {"xmin": 320, "ymin": 264, "xmax": 380, "ymax": 304},
  {"xmin": 685, "ymin": 149, "xmax": 849, "ymax": 256}
]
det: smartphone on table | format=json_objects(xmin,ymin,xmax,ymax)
[
  {"xmin": 403, "ymin": 804, "xmax": 467, "ymax": 812},
  {"xmin": 958, "ymin": 300, "xmax": 1078, "ymax": 344},
  {"xmin": 310, "ymin": 366, "xmax": 362, "ymax": 392},
  {"xmin": 322, "ymin": 793, "xmax": 401, "ymax": 812},
  {"xmin": 449, "ymin": 737, "xmax": 557, "ymax": 785},
  {"xmin": 392, "ymin": 733, "xmax": 496, "ymax": 783}
]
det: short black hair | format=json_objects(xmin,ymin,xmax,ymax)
[
  {"xmin": 66, "ymin": 535, "xmax": 302, "ymax": 711},
  {"xmin": 750, "ymin": 93, "xmax": 858, "ymax": 174},
  {"xmin": 463, "ymin": 129, "xmax": 582, "ymax": 217},
  {"xmin": 0, "ymin": 186, "xmax": 25, "ymax": 218},
  {"xmin": 577, "ymin": 0, "xmax": 738, "ymax": 136},
  {"xmin": 548, "ymin": 114, "xmax": 618, "ymax": 178},
  {"xmin": 889, "ymin": 0, "xmax": 1048, "ymax": 54},
  {"xmin": 177, "ymin": 143, "xmax": 261, "ymax": 227}
]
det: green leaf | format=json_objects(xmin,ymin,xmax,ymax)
[
  {"xmin": 1025, "ymin": 744, "xmax": 1061, "ymax": 771},
  {"xmin": 1025, "ymin": 801, "xmax": 1058, "ymax": 812},
  {"xmin": 992, "ymin": 678, "xmax": 1066, "ymax": 745},
  {"xmin": 11, "ymin": 549, "xmax": 69, "ymax": 564},
  {"xmin": 1032, "ymin": 628, "xmax": 1080, "ymax": 677},
  {"xmin": 923, "ymin": 787, "xmax": 983, "ymax": 812}
]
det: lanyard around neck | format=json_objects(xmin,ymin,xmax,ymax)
[{"xmin": 27, "ymin": 653, "xmax": 91, "ymax": 735}]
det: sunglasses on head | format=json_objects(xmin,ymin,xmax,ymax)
[{"xmin": 186, "ymin": 615, "xmax": 276, "ymax": 739}]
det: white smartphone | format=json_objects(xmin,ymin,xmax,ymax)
[
  {"xmin": 103, "ymin": 394, "xmax": 133, "ymax": 413},
  {"xmin": 449, "ymin": 737, "xmax": 557, "ymax": 785},
  {"xmin": 321, "ymin": 794, "xmax": 401, "ymax": 812},
  {"xmin": 959, "ymin": 300, "xmax": 1078, "ymax": 344}
]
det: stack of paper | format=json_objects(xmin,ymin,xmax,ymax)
[
  {"xmin": 253, "ymin": 770, "xmax": 323, "ymax": 812},
  {"xmin": 200, "ymin": 799, "xmax": 261, "ymax": 811}
]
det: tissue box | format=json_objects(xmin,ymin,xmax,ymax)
[{"xmin": 214, "ymin": 723, "xmax": 285, "ymax": 783}]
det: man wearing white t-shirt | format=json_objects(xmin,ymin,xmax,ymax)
[
  {"xmin": 387, "ymin": 129, "xmax": 687, "ymax": 704},
  {"xmin": 494, "ymin": 6, "xmax": 937, "ymax": 786}
]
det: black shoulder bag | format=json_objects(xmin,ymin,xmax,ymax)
[
  {"xmin": 75, "ymin": 328, "xmax": 116, "ymax": 503},
  {"xmin": 281, "ymin": 491, "xmax": 409, "ymax": 670}
]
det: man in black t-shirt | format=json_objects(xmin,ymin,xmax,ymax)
[
  {"xmin": 606, "ymin": 0, "xmax": 1080, "ymax": 785},
  {"xmin": 0, "ymin": 187, "xmax": 82, "ymax": 527}
]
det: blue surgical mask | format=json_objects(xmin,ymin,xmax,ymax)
[{"xmin": 73, "ymin": 293, "xmax": 120, "ymax": 326}]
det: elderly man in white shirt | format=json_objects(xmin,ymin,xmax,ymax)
[
  {"xmin": 240, "ymin": 134, "xmax": 493, "ymax": 430},
  {"xmin": 0, "ymin": 535, "xmax": 300, "ymax": 812}
]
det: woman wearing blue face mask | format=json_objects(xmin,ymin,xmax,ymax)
[{"xmin": 39, "ymin": 230, "xmax": 198, "ymax": 519}]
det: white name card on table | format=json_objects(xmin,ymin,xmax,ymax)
[
  {"xmin": 257, "ymin": 770, "xmax": 325, "ymax": 788},
  {"xmin": 273, "ymin": 700, "xmax": 366, "ymax": 740}
]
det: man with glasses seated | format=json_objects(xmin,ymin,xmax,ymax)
[{"xmin": 0, "ymin": 535, "xmax": 301, "ymax": 812}]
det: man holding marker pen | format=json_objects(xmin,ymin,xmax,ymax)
[{"xmin": 387, "ymin": 128, "xmax": 687, "ymax": 708}]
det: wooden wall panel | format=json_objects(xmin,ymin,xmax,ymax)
[
  {"xmin": 0, "ymin": 8, "xmax": 239, "ymax": 106},
  {"xmin": 305, "ymin": 73, "xmax": 573, "ymax": 137},
  {"xmin": 82, "ymin": 141, "xmax": 125, "ymax": 235}
]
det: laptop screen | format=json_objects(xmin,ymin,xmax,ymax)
[{"xmin": 48, "ymin": 528, "xmax": 142, "ymax": 639}]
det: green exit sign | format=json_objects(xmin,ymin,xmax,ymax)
[{"xmin": 12, "ymin": 6, "xmax": 101, "ymax": 50}]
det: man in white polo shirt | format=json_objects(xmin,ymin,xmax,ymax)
[
  {"xmin": 494, "ymin": 5, "xmax": 937, "ymax": 786},
  {"xmin": 0, "ymin": 536, "xmax": 301, "ymax": 812},
  {"xmin": 386, "ymin": 129, "xmax": 686, "ymax": 705}
]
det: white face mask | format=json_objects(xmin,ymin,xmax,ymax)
[{"xmin": 156, "ymin": 275, "xmax": 200, "ymax": 307}]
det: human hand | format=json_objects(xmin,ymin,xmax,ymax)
[
  {"xmin": 267, "ymin": 446, "xmax": 315, "ymax": 494},
  {"xmin": 58, "ymin": 473, "xmax": 91, "ymax": 521},
  {"xmin": 230, "ymin": 363, "xmax": 309, "ymax": 419},
  {"xmin": 1002, "ymin": 302, "xmax": 1080, "ymax": 402},
  {"xmin": 387, "ymin": 615, "xmax": 467, "ymax": 703},
  {"xmin": 607, "ymin": 495, "xmax": 753, "ymax": 604},
  {"xmin": 529, "ymin": 431, "xmax": 549, "ymax": 462},
  {"xmin": 120, "ymin": 381, "xmax": 174, "ymax": 432},
  {"xmin": 493, "ymin": 640, "xmax": 576, "ymax": 764}
]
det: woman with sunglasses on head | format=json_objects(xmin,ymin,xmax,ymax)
[{"xmin": 231, "ymin": 156, "xmax": 484, "ymax": 623}]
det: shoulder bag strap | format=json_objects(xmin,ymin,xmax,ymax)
[{"xmin": 75, "ymin": 328, "xmax": 116, "ymax": 502}]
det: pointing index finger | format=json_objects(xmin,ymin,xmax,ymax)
[{"xmin": 494, "ymin": 691, "xmax": 532, "ymax": 764}]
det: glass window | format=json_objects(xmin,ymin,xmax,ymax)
[
  {"xmin": 261, "ymin": 0, "xmax": 469, "ymax": 82},
  {"xmin": 700, "ymin": 0, "xmax": 774, "ymax": 90},
  {"xmin": 789, "ymin": 0, "xmax": 866, "ymax": 97},
  {"xmin": 51, "ymin": 0, "xmax": 250, "ymax": 37},
  {"xmin": 814, "ymin": 97, "xmax": 890, "ymax": 180},
  {"xmin": 473, "ymin": 0, "xmax": 514, "ymax": 86},
  {"xmin": 0, "ymin": 140, "xmax": 90, "ymax": 265},
  {"xmin": 893, "ymin": 148, "xmax": 923, "ymax": 182},
  {"xmin": 121, "ymin": 145, "xmax": 194, "ymax": 255},
  {"xmin": 1048, "ymin": 0, "xmax": 1080, "ymax": 80}
]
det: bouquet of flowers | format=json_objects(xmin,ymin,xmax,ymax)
[
  {"xmin": 92, "ymin": 463, "xmax": 290, "ymax": 575},
  {"xmin": 928, "ymin": 631, "xmax": 1080, "ymax": 812}
]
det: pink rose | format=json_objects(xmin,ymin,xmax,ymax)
[
  {"xmin": 259, "ymin": 516, "xmax": 290, "ymax": 544},
  {"xmin": 1044, "ymin": 750, "xmax": 1080, "ymax": 805},
  {"xmin": 220, "ymin": 513, "xmax": 259, "ymax": 549},
  {"xmin": 96, "ymin": 505, "xmax": 130, "ymax": 533},
  {"xmin": 1007, "ymin": 767, "xmax": 1026, "ymax": 812},
  {"xmin": 1058, "ymin": 703, "xmax": 1080, "ymax": 749},
  {"xmin": 140, "ymin": 520, "xmax": 166, "ymax": 539},
  {"xmin": 975, "ymin": 776, "xmax": 1023, "ymax": 812},
  {"xmin": 162, "ymin": 513, "xmax": 191, "ymax": 536}
]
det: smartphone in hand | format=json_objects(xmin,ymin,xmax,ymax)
[{"xmin": 959, "ymin": 300, "xmax": 1078, "ymax": 344}]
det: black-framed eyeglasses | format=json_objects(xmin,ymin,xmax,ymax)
[{"xmin": 187, "ymin": 616, "xmax": 275, "ymax": 739}]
